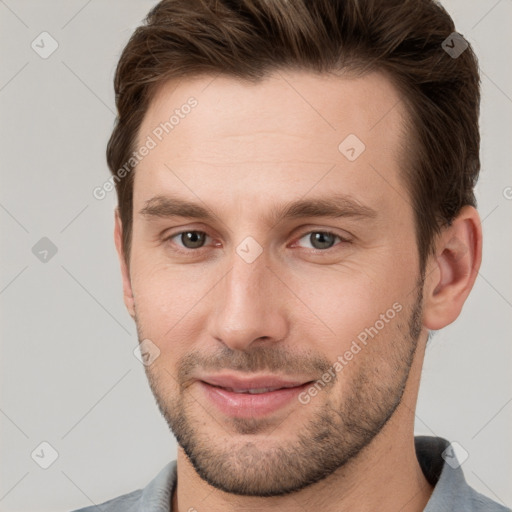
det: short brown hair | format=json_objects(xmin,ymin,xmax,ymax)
[{"xmin": 107, "ymin": 0, "xmax": 480, "ymax": 271}]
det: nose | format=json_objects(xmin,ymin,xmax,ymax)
[{"xmin": 207, "ymin": 246, "xmax": 289, "ymax": 352}]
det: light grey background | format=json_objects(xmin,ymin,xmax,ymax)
[{"xmin": 0, "ymin": 1, "xmax": 511, "ymax": 511}]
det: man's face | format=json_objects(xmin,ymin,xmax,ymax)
[{"xmin": 122, "ymin": 70, "xmax": 426, "ymax": 496}]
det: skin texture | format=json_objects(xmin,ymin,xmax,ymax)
[{"xmin": 114, "ymin": 70, "xmax": 482, "ymax": 512}]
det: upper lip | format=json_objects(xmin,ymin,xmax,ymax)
[{"xmin": 200, "ymin": 374, "xmax": 313, "ymax": 391}]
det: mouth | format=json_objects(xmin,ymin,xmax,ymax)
[
  {"xmin": 198, "ymin": 374, "xmax": 314, "ymax": 418},
  {"xmin": 205, "ymin": 384, "xmax": 299, "ymax": 394}
]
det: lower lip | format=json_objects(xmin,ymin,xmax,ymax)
[{"xmin": 199, "ymin": 381, "xmax": 312, "ymax": 418}]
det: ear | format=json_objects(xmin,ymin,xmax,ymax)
[
  {"xmin": 422, "ymin": 205, "xmax": 482, "ymax": 330},
  {"xmin": 114, "ymin": 208, "xmax": 135, "ymax": 319}
]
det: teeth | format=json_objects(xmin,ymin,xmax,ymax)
[{"xmin": 228, "ymin": 387, "xmax": 281, "ymax": 394}]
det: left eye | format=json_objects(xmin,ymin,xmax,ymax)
[{"xmin": 296, "ymin": 231, "xmax": 345, "ymax": 250}]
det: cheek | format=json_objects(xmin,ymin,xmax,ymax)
[
  {"xmin": 284, "ymin": 252, "xmax": 415, "ymax": 358},
  {"xmin": 288, "ymin": 277, "xmax": 382, "ymax": 352},
  {"xmin": 130, "ymin": 254, "xmax": 215, "ymax": 346}
]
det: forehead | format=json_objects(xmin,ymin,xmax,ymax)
[{"xmin": 133, "ymin": 70, "xmax": 409, "ymax": 215}]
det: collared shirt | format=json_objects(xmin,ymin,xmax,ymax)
[{"xmin": 71, "ymin": 436, "xmax": 510, "ymax": 511}]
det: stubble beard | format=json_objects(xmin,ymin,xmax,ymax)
[{"xmin": 137, "ymin": 283, "xmax": 424, "ymax": 497}]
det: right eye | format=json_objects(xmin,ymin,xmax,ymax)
[{"xmin": 165, "ymin": 230, "xmax": 211, "ymax": 251}]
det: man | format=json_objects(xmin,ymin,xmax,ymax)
[{"xmin": 75, "ymin": 0, "xmax": 509, "ymax": 510}]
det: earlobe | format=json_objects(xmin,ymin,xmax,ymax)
[
  {"xmin": 423, "ymin": 206, "xmax": 482, "ymax": 330},
  {"xmin": 114, "ymin": 209, "xmax": 136, "ymax": 319}
]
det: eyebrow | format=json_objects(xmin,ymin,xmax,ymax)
[{"xmin": 139, "ymin": 193, "xmax": 377, "ymax": 226}]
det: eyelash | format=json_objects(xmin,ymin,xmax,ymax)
[{"xmin": 163, "ymin": 229, "xmax": 351, "ymax": 255}]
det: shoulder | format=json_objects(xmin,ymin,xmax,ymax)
[
  {"xmin": 70, "ymin": 488, "xmax": 142, "ymax": 512},
  {"xmin": 415, "ymin": 436, "xmax": 511, "ymax": 512},
  {"xmin": 69, "ymin": 460, "xmax": 177, "ymax": 512},
  {"xmin": 463, "ymin": 485, "xmax": 511, "ymax": 512}
]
